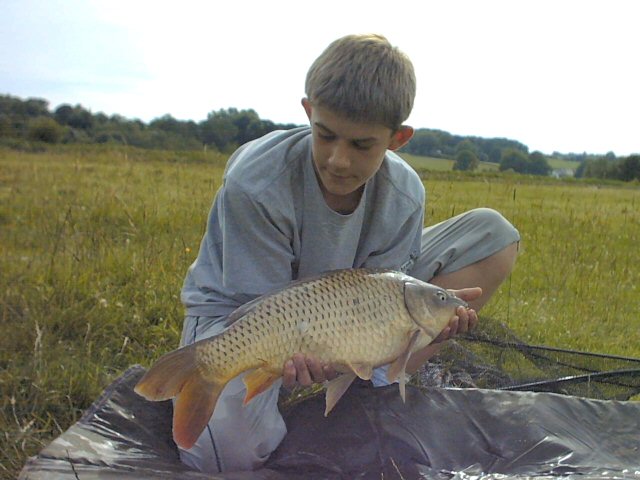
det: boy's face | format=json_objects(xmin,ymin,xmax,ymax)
[{"xmin": 302, "ymin": 98, "xmax": 413, "ymax": 213}]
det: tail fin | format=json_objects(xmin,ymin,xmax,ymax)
[
  {"xmin": 134, "ymin": 344, "xmax": 223, "ymax": 449},
  {"xmin": 135, "ymin": 344, "xmax": 200, "ymax": 401}
]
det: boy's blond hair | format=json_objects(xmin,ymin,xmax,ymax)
[{"xmin": 305, "ymin": 34, "xmax": 416, "ymax": 131}]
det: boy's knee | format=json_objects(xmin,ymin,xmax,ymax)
[
  {"xmin": 464, "ymin": 208, "xmax": 519, "ymax": 243},
  {"xmin": 464, "ymin": 207, "xmax": 507, "ymax": 227}
]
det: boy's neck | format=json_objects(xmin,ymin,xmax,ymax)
[{"xmin": 320, "ymin": 184, "xmax": 364, "ymax": 215}]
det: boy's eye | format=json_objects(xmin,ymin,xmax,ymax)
[
  {"xmin": 353, "ymin": 142, "xmax": 372, "ymax": 151},
  {"xmin": 317, "ymin": 132, "xmax": 335, "ymax": 141}
]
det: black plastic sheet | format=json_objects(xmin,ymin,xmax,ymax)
[{"xmin": 19, "ymin": 365, "xmax": 640, "ymax": 479}]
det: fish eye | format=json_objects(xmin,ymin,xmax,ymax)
[{"xmin": 436, "ymin": 291, "xmax": 447, "ymax": 302}]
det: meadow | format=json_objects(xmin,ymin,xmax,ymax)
[
  {"xmin": 1, "ymin": 147, "xmax": 639, "ymax": 478},
  {"xmin": 399, "ymin": 152, "xmax": 580, "ymax": 172},
  {"xmin": 400, "ymin": 152, "xmax": 500, "ymax": 172}
]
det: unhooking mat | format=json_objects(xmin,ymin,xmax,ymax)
[{"xmin": 19, "ymin": 365, "xmax": 640, "ymax": 479}]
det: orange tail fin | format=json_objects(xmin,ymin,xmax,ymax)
[
  {"xmin": 135, "ymin": 343, "xmax": 200, "ymax": 401},
  {"xmin": 134, "ymin": 344, "xmax": 223, "ymax": 449}
]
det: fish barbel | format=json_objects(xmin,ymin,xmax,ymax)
[{"xmin": 134, "ymin": 268, "xmax": 466, "ymax": 449}]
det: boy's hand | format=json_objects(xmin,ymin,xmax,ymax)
[
  {"xmin": 283, "ymin": 353, "xmax": 337, "ymax": 389},
  {"xmin": 432, "ymin": 287, "xmax": 482, "ymax": 343}
]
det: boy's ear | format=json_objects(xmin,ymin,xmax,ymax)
[
  {"xmin": 388, "ymin": 126, "xmax": 414, "ymax": 151},
  {"xmin": 301, "ymin": 98, "xmax": 312, "ymax": 120}
]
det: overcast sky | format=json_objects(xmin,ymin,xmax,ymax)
[{"xmin": 1, "ymin": 0, "xmax": 638, "ymax": 155}]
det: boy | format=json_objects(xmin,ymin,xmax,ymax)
[{"xmin": 179, "ymin": 34, "xmax": 520, "ymax": 473}]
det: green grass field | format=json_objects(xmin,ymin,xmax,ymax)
[
  {"xmin": 399, "ymin": 152, "xmax": 580, "ymax": 174},
  {"xmin": 399, "ymin": 152, "xmax": 500, "ymax": 172},
  {"xmin": 1, "ymin": 147, "xmax": 639, "ymax": 478}
]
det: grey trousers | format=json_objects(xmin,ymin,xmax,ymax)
[{"xmin": 178, "ymin": 208, "xmax": 520, "ymax": 473}]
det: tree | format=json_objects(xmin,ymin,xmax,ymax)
[
  {"xmin": 527, "ymin": 151, "xmax": 552, "ymax": 176},
  {"xmin": 27, "ymin": 117, "xmax": 63, "ymax": 143},
  {"xmin": 498, "ymin": 149, "xmax": 551, "ymax": 176},
  {"xmin": 229, "ymin": 109, "xmax": 262, "ymax": 145},
  {"xmin": 499, "ymin": 149, "xmax": 528, "ymax": 173},
  {"xmin": 23, "ymin": 98, "xmax": 50, "ymax": 117},
  {"xmin": 619, "ymin": 155, "xmax": 640, "ymax": 182},
  {"xmin": 455, "ymin": 139, "xmax": 477, "ymax": 155},
  {"xmin": 149, "ymin": 114, "xmax": 202, "ymax": 150},
  {"xmin": 582, "ymin": 158, "xmax": 615, "ymax": 179},
  {"xmin": 0, "ymin": 113, "xmax": 12, "ymax": 138},
  {"xmin": 401, "ymin": 130, "xmax": 442, "ymax": 156},
  {"xmin": 54, "ymin": 103, "xmax": 94, "ymax": 130},
  {"xmin": 200, "ymin": 109, "xmax": 239, "ymax": 151},
  {"xmin": 453, "ymin": 149, "xmax": 479, "ymax": 171},
  {"xmin": 487, "ymin": 146, "xmax": 503, "ymax": 163},
  {"xmin": 150, "ymin": 114, "xmax": 181, "ymax": 134},
  {"xmin": 54, "ymin": 104, "xmax": 74, "ymax": 125}
]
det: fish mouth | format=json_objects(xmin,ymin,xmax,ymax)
[{"xmin": 450, "ymin": 294, "xmax": 468, "ymax": 308}]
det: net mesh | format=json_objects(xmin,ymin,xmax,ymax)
[{"xmin": 413, "ymin": 316, "xmax": 640, "ymax": 401}]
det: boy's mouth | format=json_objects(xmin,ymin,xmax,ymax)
[{"xmin": 326, "ymin": 170, "xmax": 352, "ymax": 181}]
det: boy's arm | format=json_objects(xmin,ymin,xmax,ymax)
[{"xmin": 217, "ymin": 178, "xmax": 296, "ymax": 297}]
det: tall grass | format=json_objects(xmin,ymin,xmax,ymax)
[
  {"xmin": 422, "ymin": 178, "xmax": 640, "ymax": 352},
  {"xmin": 1, "ymin": 147, "xmax": 225, "ymax": 477},
  {"xmin": 1, "ymin": 148, "xmax": 639, "ymax": 478}
]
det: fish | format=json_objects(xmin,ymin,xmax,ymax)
[{"xmin": 134, "ymin": 268, "xmax": 467, "ymax": 449}]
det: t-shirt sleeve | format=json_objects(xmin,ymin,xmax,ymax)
[{"xmin": 218, "ymin": 177, "xmax": 295, "ymax": 296}]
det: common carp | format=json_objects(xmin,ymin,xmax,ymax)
[{"xmin": 135, "ymin": 268, "xmax": 466, "ymax": 449}]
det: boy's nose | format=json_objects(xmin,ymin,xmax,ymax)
[{"xmin": 328, "ymin": 144, "xmax": 350, "ymax": 170}]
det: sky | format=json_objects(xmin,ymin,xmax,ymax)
[{"xmin": 1, "ymin": 0, "xmax": 638, "ymax": 156}]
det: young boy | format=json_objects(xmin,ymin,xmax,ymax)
[{"xmin": 179, "ymin": 34, "xmax": 520, "ymax": 473}]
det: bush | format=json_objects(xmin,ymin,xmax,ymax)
[
  {"xmin": 27, "ymin": 117, "xmax": 63, "ymax": 144},
  {"xmin": 453, "ymin": 149, "xmax": 479, "ymax": 171}
]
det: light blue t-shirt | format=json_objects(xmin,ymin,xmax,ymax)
[{"xmin": 181, "ymin": 127, "xmax": 425, "ymax": 319}]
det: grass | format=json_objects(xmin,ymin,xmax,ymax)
[
  {"xmin": 1, "ymin": 146, "xmax": 639, "ymax": 478},
  {"xmin": 400, "ymin": 152, "xmax": 581, "ymax": 173},
  {"xmin": 400, "ymin": 152, "xmax": 500, "ymax": 172},
  {"xmin": 547, "ymin": 157, "xmax": 581, "ymax": 170},
  {"xmin": 422, "ymin": 179, "xmax": 640, "ymax": 353}
]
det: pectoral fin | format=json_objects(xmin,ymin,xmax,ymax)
[
  {"xmin": 386, "ymin": 330, "xmax": 421, "ymax": 402},
  {"xmin": 347, "ymin": 362, "xmax": 373, "ymax": 380},
  {"xmin": 324, "ymin": 372, "xmax": 357, "ymax": 416},
  {"xmin": 243, "ymin": 367, "xmax": 281, "ymax": 405}
]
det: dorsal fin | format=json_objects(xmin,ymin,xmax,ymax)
[{"xmin": 223, "ymin": 294, "xmax": 269, "ymax": 327}]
